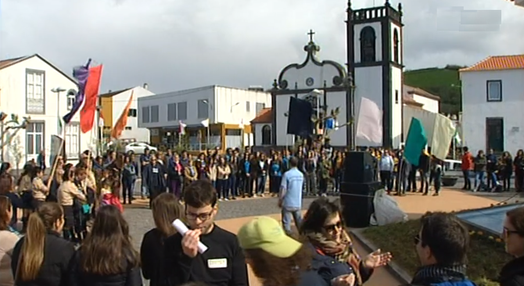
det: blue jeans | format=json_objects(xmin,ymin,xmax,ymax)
[
  {"xmin": 475, "ymin": 171, "xmax": 485, "ymax": 189},
  {"xmin": 257, "ymin": 175, "xmax": 267, "ymax": 195},
  {"xmin": 217, "ymin": 179, "xmax": 229, "ymax": 199},
  {"xmin": 281, "ymin": 207, "xmax": 302, "ymax": 234},
  {"xmin": 228, "ymin": 175, "xmax": 237, "ymax": 197}
]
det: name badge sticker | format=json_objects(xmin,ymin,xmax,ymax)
[{"xmin": 207, "ymin": 258, "xmax": 227, "ymax": 269}]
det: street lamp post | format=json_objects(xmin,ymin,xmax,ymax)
[
  {"xmin": 51, "ymin": 87, "xmax": 66, "ymax": 134},
  {"xmin": 345, "ymin": 73, "xmax": 357, "ymax": 151}
]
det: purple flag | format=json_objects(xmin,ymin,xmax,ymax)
[{"xmin": 63, "ymin": 59, "xmax": 91, "ymax": 124}]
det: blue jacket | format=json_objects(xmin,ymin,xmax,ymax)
[{"xmin": 308, "ymin": 243, "xmax": 373, "ymax": 286}]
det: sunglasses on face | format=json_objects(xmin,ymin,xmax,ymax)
[{"xmin": 323, "ymin": 221, "xmax": 343, "ymax": 232}]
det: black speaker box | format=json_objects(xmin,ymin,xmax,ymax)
[
  {"xmin": 344, "ymin": 151, "xmax": 375, "ymax": 183},
  {"xmin": 340, "ymin": 181, "xmax": 381, "ymax": 228}
]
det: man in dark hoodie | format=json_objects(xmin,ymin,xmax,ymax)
[{"xmin": 407, "ymin": 212, "xmax": 475, "ymax": 286}]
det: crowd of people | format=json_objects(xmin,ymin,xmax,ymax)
[
  {"xmin": 461, "ymin": 147, "xmax": 524, "ymax": 193},
  {"xmin": 0, "ymin": 145, "xmax": 523, "ymax": 286}
]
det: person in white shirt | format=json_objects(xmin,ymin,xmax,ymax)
[{"xmin": 379, "ymin": 150, "xmax": 395, "ymax": 192}]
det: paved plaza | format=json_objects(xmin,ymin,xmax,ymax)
[{"xmin": 123, "ymin": 188, "xmax": 524, "ymax": 286}]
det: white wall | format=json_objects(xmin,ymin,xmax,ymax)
[
  {"xmin": 412, "ymin": 94, "xmax": 439, "ymax": 114},
  {"xmin": 354, "ymin": 66, "xmax": 382, "ymax": 147},
  {"xmin": 111, "ymin": 86, "xmax": 153, "ymax": 142},
  {"xmin": 253, "ymin": 123, "xmax": 274, "ymax": 146},
  {"xmin": 275, "ymin": 94, "xmax": 295, "ymax": 146},
  {"xmin": 214, "ymin": 86, "xmax": 271, "ymax": 126},
  {"xmin": 0, "ymin": 55, "xmax": 95, "ymax": 168},
  {"xmin": 391, "ymin": 67, "xmax": 403, "ymax": 147},
  {"xmin": 354, "ymin": 22, "xmax": 382, "ymax": 63},
  {"xmin": 279, "ymin": 62, "xmax": 342, "ymax": 91},
  {"xmin": 461, "ymin": 69, "xmax": 524, "ymax": 154}
]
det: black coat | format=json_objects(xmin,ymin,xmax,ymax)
[
  {"xmin": 499, "ymin": 256, "xmax": 524, "ymax": 286},
  {"xmin": 11, "ymin": 231, "xmax": 75, "ymax": 286},
  {"xmin": 69, "ymin": 248, "xmax": 142, "ymax": 286},
  {"xmin": 140, "ymin": 228, "xmax": 170, "ymax": 286}
]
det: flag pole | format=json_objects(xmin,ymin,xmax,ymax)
[
  {"xmin": 47, "ymin": 125, "xmax": 67, "ymax": 189},
  {"xmin": 207, "ymin": 119, "xmax": 210, "ymax": 149}
]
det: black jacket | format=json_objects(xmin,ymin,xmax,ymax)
[
  {"xmin": 69, "ymin": 248, "xmax": 142, "ymax": 286},
  {"xmin": 499, "ymin": 256, "xmax": 524, "ymax": 286},
  {"xmin": 11, "ymin": 231, "xmax": 76, "ymax": 286},
  {"xmin": 141, "ymin": 228, "xmax": 170, "ymax": 286}
]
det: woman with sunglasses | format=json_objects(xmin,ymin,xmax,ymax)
[
  {"xmin": 299, "ymin": 198, "xmax": 392, "ymax": 286},
  {"xmin": 0, "ymin": 196, "xmax": 20, "ymax": 286},
  {"xmin": 499, "ymin": 206, "xmax": 524, "ymax": 285}
]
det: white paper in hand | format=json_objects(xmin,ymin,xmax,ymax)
[{"xmin": 172, "ymin": 219, "xmax": 208, "ymax": 254}]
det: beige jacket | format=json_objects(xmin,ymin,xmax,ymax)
[
  {"xmin": 32, "ymin": 177, "xmax": 49, "ymax": 201},
  {"xmin": 58, "ymin": 181, "xmax": 86, "ymax": 206},
  {"xmin": 216, "ymin": 165, "xmax": 231, "ymax": 180},
  {"xmin": 0, "ymin": 230, "xmax": 19, "ymax": 286}
]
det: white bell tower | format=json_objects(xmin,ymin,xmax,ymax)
[{"xmin": 346, "ymin": 0, "xmax": 404, "ymax": 148}]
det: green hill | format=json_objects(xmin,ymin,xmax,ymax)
[{"xmin": 404, "ymin": 65, "xmax": 464, "ymax": 115}]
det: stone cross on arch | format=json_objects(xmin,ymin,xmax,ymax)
[{"xmin": 308, "ymin": 29, "xmax": 315, "ymax": 42}]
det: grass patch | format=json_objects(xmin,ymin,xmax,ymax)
[{"xmin": 361, "ymin": 219, "xmax": 512, "ymax": 286}]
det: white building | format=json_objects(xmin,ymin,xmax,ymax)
[
  {"xmin": 137, "ymin": 85, "xmax": 271, "ymax": 150},
  {"xmin": 0, "ymin": 54, "xmax": 96, "ymax": 167},
  {"xmin": 403, "ymin": 85, "xmax": 440, "ymax": 114},
  {"xmin": 99, "ymin": 85, "xmax": 153, "ymax": 143},
  {"xmin": 251, "ymin": 2, "xmax": 405, "ymax": 149},
  {"xmin": 460, "ymin": 54, "xmax": 524, "ymax": 154}
]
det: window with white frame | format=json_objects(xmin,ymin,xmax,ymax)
[
  {"xmin": 26, "ymin": 69, "xmax": 45, "ymax": 114},
  {"xmin": 142, "ymin": 106, "xmax": 150, "ymax": 123},
  {"xmin": 245, "ymin": 101, "xmax": 250, "ymax": 112},
  {"xmin": 65, "ymin": 123, "xmax": 80, "ymax": 159},
  {"xmin": 26, "ymin": 122, "xmax": 45, "ymax": 158},
  {"xmin": 67, "ymin": 90, "xmax": 76, "ymax": 110},
  {"xmin": 487, "ymin": 80, "xmax": 502, "ymax": 102}
]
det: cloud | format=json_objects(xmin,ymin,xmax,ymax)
[{"xmin": 1, "ymin": 0, "xmax": 523, "ymax": 93}]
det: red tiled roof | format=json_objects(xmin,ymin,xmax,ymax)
[
  {"xmin": 251, "ymin": 108, "xmax": 272, "ymax": 124},
  {"xmin": 460, "ymin": 55, "xmax": 524, "ymax": 72}
]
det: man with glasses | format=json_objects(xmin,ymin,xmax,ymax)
[
  {"xmin": 409, "ymin": 212, "xmax": 474, "ymax": 286},
  {"xmin": 164, "ymin": 180, "xmax": 248, "ymax": 286}
]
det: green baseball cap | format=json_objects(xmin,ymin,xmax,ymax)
[{"xmin": 237, "ymin": 216, "xmax": 302, "ymax": 258}]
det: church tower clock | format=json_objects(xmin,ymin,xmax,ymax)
[{"xmin": 346, "ymin": 0, "xmax": 404, "ymax": 148}]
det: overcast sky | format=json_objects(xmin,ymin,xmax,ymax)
[{"xmin": 1, "ymin": 0, "xmax": 523, "ymax": 94}]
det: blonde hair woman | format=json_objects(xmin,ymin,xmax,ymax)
[{"xmin": 10, "ymin": 202, "xmax": 75, "ymax": 286}]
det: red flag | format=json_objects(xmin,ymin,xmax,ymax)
[
  {"xmin": 111, "ymin": 91, "xmax": 134, "ymax": 139},
  {"xmin": 80, "ymin": 65, "xmax": 103, "ymax": 133}
]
